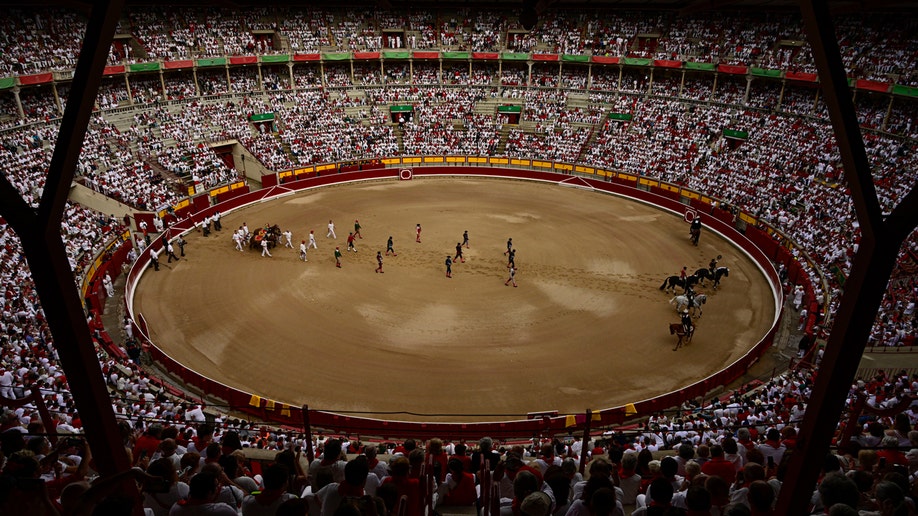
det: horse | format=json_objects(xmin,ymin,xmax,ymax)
[
  {"xmin": 249, "ymin": 224, "xmax": 282, "ymax": 250},
  {"xmin": 711, "ymin": 267, "xmax": 729, "ymax": 289},
  {"xmin": 669, "ymin": 322, "xmax": 694, "ymax": 351},
  {"xmin": 694, "ymin": 268, "xmax": 713, "ymax": 286},
  {"xmin": 690, "ymin": 227, "xmax": 700, "ymax": 246},
  {"xmin": 669, "ymin": 294, "xmax": 707, "ymax": 317},
  {"xmin": 659, "ymin": 274, "xmax": 699, "ymax": 293}
]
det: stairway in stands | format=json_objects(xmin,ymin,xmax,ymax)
[
  {"xmin": 394, "ymin": 125, "xmax": 405, "ymax": 154},
  {"xmin": 494, "ymin": 125, "xmax": 512, "ymax": 154}
]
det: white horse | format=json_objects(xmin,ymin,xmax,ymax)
[{"xmin": 670, "ymin": 294, "xmax": 707, "ymax": 317}]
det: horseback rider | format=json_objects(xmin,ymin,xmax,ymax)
[
  {"xmin": 709, "ymin": 255, "xmax": 722, "ymax": 275},
  {"xmin": 685, "ymin": 285, "xmax": 696, "ymax": 307},
  {"xmin": 690, "ymin": 215, "xmax": 702, "ymax": 245},
  {"xmin": 681, "ymin": 309, "xmax": 693, "ymax": 335}
]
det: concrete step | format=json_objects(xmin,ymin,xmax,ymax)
[{"xmin": 68, "ymin": 181, "xmax": 137, "ymax": 220}]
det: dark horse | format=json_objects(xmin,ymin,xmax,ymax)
[
  {"xmin": 669, "ymin": 323, "xmax": 694, "ymax": 351},
  {"xmin": 711, "ymin": 267, "xmax": 729, "ymax": 289},
  {"xmin": 694, "ymin": 268, "xmax": 712, "ymax": 286},
  {"xmin": 250, "ymin": 224, "xmax": 282, "ymax": 250},
  {"xmin": 695, "ymin": 266, "xmax": 730, "ymax": 288},
  {"xmin": 659, "ymin": 274, "xmax": 699, "ymax": 293}
]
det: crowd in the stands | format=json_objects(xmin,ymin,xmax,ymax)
[
  {"xmin": 2, "ymin": 7, "xmax": 917, "ymax": 86},
  {"xmin": 0, "ymin": 6, "xmax": 917, "ymax": 514}
]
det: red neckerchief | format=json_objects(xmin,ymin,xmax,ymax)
[
  {"xmin": 764, "ymin": 439, "xmax": 781, "ymax": 449},
  {"xmin": 367, "ymin": 458, "xmax": 379, "ymax": 469}
]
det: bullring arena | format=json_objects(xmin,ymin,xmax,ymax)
[
  {"xmin": 2, "ymin": 2, "xmax": 918, "ymax": 513},
  {"xmin": 132, "ymin": 176, "xmax": 777, "ymax": 421}
]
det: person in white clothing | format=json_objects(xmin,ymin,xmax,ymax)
[
  {"xmin": 299, "ymin": 241, "xmax": 309, "ymax": 262},
  {"xmin": 168, "ymin": 471, "xmax": 237, "ymax": 516},
  {"xmin": 308, "ymin": 230, "xmax": 318, "ymax": 249},
  {"xmin": 793, "ymin": 286, "xmax": 804, "ymax": 311},
  {"xmin": 283, "ymin": 230, "xmax": 294, "ymax": 248},
  {"xmin": 261, "ymin": 239, "xmax": 272, "ymax": 257},
  {"xmin": 102, "ymin": 273, "xmax": 115, "ymax": 298},
  {"xmin": 233, "ymin": 231, "xmax": 244, "ymax": 252},
  {"xmin": 0, "ymin": 367, "xmax": 13, "ymax": 399},
  {"xmin": 327, "ymin": 220, "xmax": 337, "ymax": 239}
]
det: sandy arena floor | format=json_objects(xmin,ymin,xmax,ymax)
[{"xmin": 133, "ymin": 177, "xmax": 776, "ymax": 422}]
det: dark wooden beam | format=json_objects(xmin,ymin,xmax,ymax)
[
  {"xmin": 775, "ymin": 0, "xmax": 917, "ymax": 511},
  {"xmin": 0, "ymin": 0, "xmax": 130, "ymax": 479}
]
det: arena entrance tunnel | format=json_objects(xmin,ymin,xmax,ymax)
[{"xmin": 124, "ymin": 163, "xmax": 791, "ymax": 440}]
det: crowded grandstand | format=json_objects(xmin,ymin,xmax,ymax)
[{"xmin": 1, "ymin": 3, "xmax": 917, "ymax": 515}]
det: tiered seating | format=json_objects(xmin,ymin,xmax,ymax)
[{"xmin": 0, "ymin": 10, "xmax": 917, "ymax": 514}]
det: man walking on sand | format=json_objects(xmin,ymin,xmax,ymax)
[
  {"xmin": 300, "ymin": 240, "xmax": 308, "ymax": 262},
  {"xmin": 505, "ymin": 265, "xmax": 517, "ymax": 287},
  {"xmin": 308, "ymin": 230, "xmax": 318, "ymax": 249},
  {"xmin": 455, "ymin": 242, "xmax": 465, "ymax": 263},
  {"xmin": 335, "ymin": 247, "xmax": 342, "ymax": 268},
  {"xmin": 416, "ymin": 223, "xmax": 422, "ymax": 243},
  {"xmin": 347, "ymin": 232, "xmax": 358, "ymax": 252},
  {"xmin": 386, "ymin": 236, "xmax": 397, "ymax": 256},
  {"xmin": 504, "ymin": 237, "xmax": 513, "ymax": 256},
  {"xmin": 327, "ymin": 220, "xmax": 337, "ymax": 239},
  {"xmin": 445, "ymin": 256, "xmax": 452, "ymax": 278},
  {"xmin": 376, "ymin": 251, "xmax": 384, "ymax": 273},
  {"xmin": 261, "ymin": 238, "xmax": 272, "ymax": 257},
  {"xmin": 354, "ymin": 219, "xmax": 363, "ymax": 239}
]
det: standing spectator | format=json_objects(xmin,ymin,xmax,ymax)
[{"xmin": 102, "ymin": 273, "xmax": 115, "ymax": 298}]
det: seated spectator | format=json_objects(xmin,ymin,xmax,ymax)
[
  {"xmin": 171, "ymin": 470, "xmax": 238, "ymax": 515},
  {"xmin": 143, "ymin": 458, "xmax": 189, "ymax": 516},
  {"xmin": 436, "ymin": 458, "xmax": 478, "ymax": 507},
  {"xmin": 242, "ymin": 463, "xmax": 297, "ymax": 516}
]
